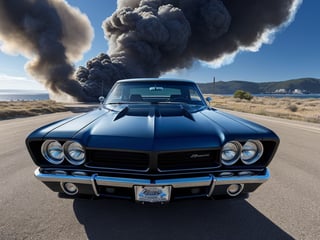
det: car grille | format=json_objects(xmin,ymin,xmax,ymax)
[
  {"xmin": 86, "ymin": 150, "xmax": 149, "ymax": 171},
  {"xmin": 157, "ymin": 150, "xmax": 220, "ymax": 171},
  {"xmin": 86, "ymin": 149, "xmax": 220, "ymax": 172}
]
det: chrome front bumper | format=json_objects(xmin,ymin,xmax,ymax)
[{"xmin": 34, "ymin": 168, "xmax": 270, "ymax": 198}]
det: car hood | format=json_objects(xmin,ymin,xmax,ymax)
[{"xmin": 37, "ymin": 104, "xmax": 273, "ymax": 151}]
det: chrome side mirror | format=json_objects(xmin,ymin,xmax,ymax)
[
  {"xmin": 98, "ymin": 96, "xmax": 105, "ymax": 109},
  {"xmin": 206, "ymin": 97, "xmax": 212, "ymax": 103},
  {"xmin": 99, "ymin": 96, "xmax": 105, "ymax": 103}
]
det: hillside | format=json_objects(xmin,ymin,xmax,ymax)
[{"xmin": 198, "ymin": 78, "xmax": 320, "ymax": 94}]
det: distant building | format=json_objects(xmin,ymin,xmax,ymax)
[
  {"xmin": 274, "ymin": 89, "xmax": 287, "ymax": 94},
  {"xmin": 273, "ymin": 88, "xmax": 308, "ymax": 94},
  {"xmin": 292, "ymin": 89, "xmax": 303, "ymax": 94}
]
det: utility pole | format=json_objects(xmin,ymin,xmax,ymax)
[{"xmin": 213, "ymin": 76, "xmax": 215, "ymax": 94}]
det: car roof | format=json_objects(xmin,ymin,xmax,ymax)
[{"xmin": 116, "ymin": 78, "xmax": 196, "ymax": 84}]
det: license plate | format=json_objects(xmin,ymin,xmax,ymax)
[{"xmin": 134, "ymin": 186, "xmax": 171, "ymax": 203}]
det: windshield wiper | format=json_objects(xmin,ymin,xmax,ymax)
[
  {"xmin": 109, "ymin": 102, "xmax": 155, "ymax": 104},
  {"xmin": 106, "ymin": 102, "xmax": 126, "ymax": 104}
]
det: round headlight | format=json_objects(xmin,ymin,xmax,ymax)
[
  {"xmin": 64, "ymin": 141, "xmax": 86, "ymax": 165},
  {"xmin": 241, "ymin": 140, "xmax": 264, "ymax": 165},
  {"xmin": 41, "ymin": 140, "xmax": 64, "ymax": 165},
  {"xmin": 221, "ymin": 141, "xmax": 241, "ymax": 166}
]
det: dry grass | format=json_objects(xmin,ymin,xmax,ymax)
[
  {"xmin": 0, "ymin": 100, "xmax": 68, "ymax": 120},
  {"xmin": 208, "ymin": 95, "xmax": 320, "ymax": 123},
  {"xmin": 1, "ymin": 97, "xmax": 320, "ymax": 123}
]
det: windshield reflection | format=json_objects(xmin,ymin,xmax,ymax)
[{"xmin": 105, "ymin": 81, "xmax": 206, "ymax": 107}]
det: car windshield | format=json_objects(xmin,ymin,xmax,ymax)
[{"xmin": 105, "ymin": 81, "xmax": 206, "ymax": 106}]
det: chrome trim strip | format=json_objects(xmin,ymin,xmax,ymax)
[
  {"xmin": 95, "ymin": 176, "xmax": 150, "ymax": 188},
  {"xmin": 207, "ymin": 174, "xmax": 216, "ymax": 197},
  {"xmin": 215, "ymin": 168, "xmax": 270, "ymax": 185},
  {"xmin": 34, "ymin": 168, "xmax": 270, "ymax": 190},
  {"xmin": 91, "ymin": 174, "xmax": 100, "ymax": 197},
  {"xmin": 155, "ymin": 176, "xmax": 213, "ymax": 188},
  {"xmin": 35, "ymin": 168, "xmax": 91, "ymax": 184}
]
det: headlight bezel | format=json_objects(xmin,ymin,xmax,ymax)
[
  {"xmin": 241, "ymin": 140, "xmax": 264, "ymax": 165},
  {"xmin": 41, "ymin": 140, "xmax": 86, "ymax": 166},
  {"xmin": 221, "ymin": 140, "xmax": 264, "ymax": 166},
  {"xmin": 221, "ymin": 141, "xmax": 242, "ymax": 166},
  {"xmin": 41, "ymin": 140, "xmax": 65, "ymax": 165},
  {"xmin": 63, "ymin": 141, "xmax": 86, "ymax": 166}
]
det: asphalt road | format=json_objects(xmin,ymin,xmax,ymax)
[{"xmin": 0, "ymin": 107, "xmax": 319, "ymax": 240}]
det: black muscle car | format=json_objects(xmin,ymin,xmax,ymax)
[{"xmin": 26, "ymin": 78, "xmax": 279, "ymax": 203}]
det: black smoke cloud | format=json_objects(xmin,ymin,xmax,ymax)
[
  {"xmin": 0, "ymin": 0, "xmax": 301, "ymax": 101},
  {"xmin": 77, "ymin": 0, "xmax": 301, "ymax": 99},
  {"xmin": 0, "ymin": 0, "xmax": 93, "ymax": 101}
]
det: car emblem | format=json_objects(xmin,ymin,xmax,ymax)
[{"xmin": 190, "ymin": 153, "xmax": 210, "ymax": 159}]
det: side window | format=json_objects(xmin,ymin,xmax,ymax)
[
  {"xmin": 189, "ymin": 88, "xmax": 202, "ymax": 102},
  {"xmin": 108, "ymin": 85, "xmax": 124, "ymax": 101}
]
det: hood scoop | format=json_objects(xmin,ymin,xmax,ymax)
[{"xmin": 113, "ymin": 104, "xmax": 194, "ymax": 121}]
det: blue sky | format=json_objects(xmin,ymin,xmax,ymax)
[{"xmin": 0, "ymin": 0, "xmax": 319, "ymax": 90}]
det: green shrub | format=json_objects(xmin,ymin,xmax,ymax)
[
  {"xmin": 288, "ymin": 104, "xmax": 298, "ymax": 112},
  {"xmin": 233, "ymin": 90, "xmax": 253, "ymax": 101}
]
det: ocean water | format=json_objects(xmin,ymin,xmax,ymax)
[
  {"xmin": 0, "ymin": 90, "xmax": 49, "ymax": 101},
  {"xmin": 1, "ymin": 90, "xmax": 319, "ymax": 101}
]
